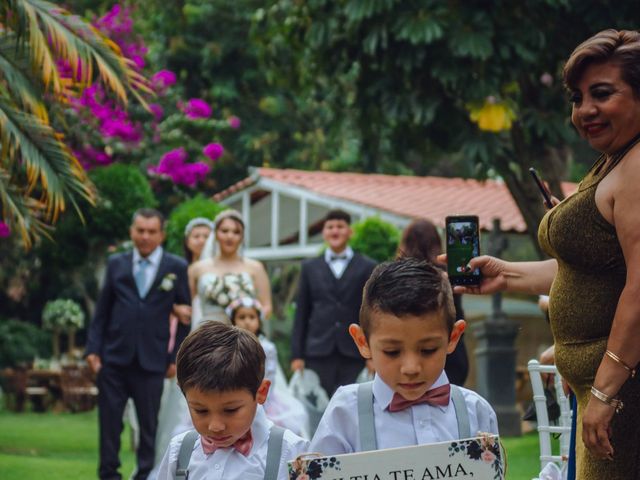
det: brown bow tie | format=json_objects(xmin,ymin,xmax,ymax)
[{"xmin": 388, "ymin": 384, "xmax": 451, "ymax": 412}]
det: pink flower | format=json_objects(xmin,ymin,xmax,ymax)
[
  {"xmin": 184, "ymin": 99, "xmax": 212, "ymax": 120},
  {"xmin": 227, "ymin": 115, "xmax": 241, "ymax": 129},
  {"xmin": 148, "ymin": 148, "xmax": 210, "ymax": 187},
  {"xmin": 149, "ymin": 103, "xmax": 164, "ymax": 121},
  {"xmin": 481, "ymin": 450, "xmax": 496, "ymax": 464},
  {"xmin": 152, "ymin": 70, "xmax": 177, "ymax": 93},
  {"xmin": 203, "ymin": 143, "xmax": 224, "ymax": 161},
  {"xmin": 0, "ymin": 221, "xmax": 10, "ymax": 238}
]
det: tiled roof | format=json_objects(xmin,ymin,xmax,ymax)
[{"xmin": 213, "ymin": 168, "xmax": 577, "ymax": 233}]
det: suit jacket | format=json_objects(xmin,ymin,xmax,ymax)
[
  {"xmin": 291, "ymin": 253, "xmax": 376, "ymax": 359},
  {"xmin": 85, "ymin": 250, "xmax": 191, "ymax": 373}
]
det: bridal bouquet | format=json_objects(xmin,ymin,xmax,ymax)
[{"xmin": 201, "ymin": 273, "xmax": 256, "ymax": 308}]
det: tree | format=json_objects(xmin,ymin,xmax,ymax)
[
  {"xmin": 254, "ymin": 0, "xmax": 640, "ymax": 254},
  {"xmin": 0, "ymin": 0, "xmax": 147, "ymax": 247}
]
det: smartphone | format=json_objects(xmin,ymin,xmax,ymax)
[
  {"xmin": 446, "ymin": 215, "xmax": 482, "ymax": 286},
  {"xmin": 528, "ymin": 167, "xmax": 553, "ymax": 209}
]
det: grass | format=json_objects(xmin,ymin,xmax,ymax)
[{"xmin": 0, "ymin": 409, "xmax": 544, "ymax": 479}]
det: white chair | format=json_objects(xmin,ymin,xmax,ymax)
[{"xmin": 527, "ymin": 359, "xmax": 573, "ymax": 478}]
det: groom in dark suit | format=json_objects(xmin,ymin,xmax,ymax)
[
  {"xmin": 86, "ymin": 208, "xmax": 190, "ymax": 480},
  {"xmin": 291, "ymin": 209, "xmax": 376, "ymax": 396}
]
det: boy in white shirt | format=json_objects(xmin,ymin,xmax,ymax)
[
  {"xmin": 157, "ymin": 322, "xmax": 308, "ymax": 480},
  {"xmin": 310, "ymin": 258, "xmax": 498, "ymax": 454}
]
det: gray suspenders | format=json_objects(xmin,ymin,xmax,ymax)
[
  {"xmin": 357, "ymin": 382, "xmax": 471, "ymax": 451},
  {"xmin": 175, "ymin": 425, "xmax": 286, "ymax": 480}
]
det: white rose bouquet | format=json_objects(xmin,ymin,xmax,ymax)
[{"xmin": 201, "ymin": 273, "xmax": 256, "ymax": 308}]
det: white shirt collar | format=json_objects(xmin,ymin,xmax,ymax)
[
  {"xmin": 249, "ymin": 405, "xmax": 272, "ymax": 455},
  {"xmin": 133, "ymin": 246, "xmax": 163, "ymax": 266},
  {"xmin": 324, "ymin": 245, "xmax": 354, "ymax": 263},
  {"xmin": 372, "ymin": 370, "xmax": 450, "ymax": 412}
]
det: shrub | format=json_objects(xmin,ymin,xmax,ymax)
[
  {"xmin": 89, "ymin": 164, "xmax": 157, "ymax": 242},
  {"xmin": 350, "ymin": 216, "xmax": 400, "ymax": 262},
  {"xmin": 0, "ymin": 318, "xmax": 51, "ymax": 368},
  {"xmin": 165, "ymin": 195, "xmax": 225, "ymax": 255}
]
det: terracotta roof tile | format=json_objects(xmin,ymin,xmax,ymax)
[{"xmin": 214, "ymin": 168, "xmax": 577, "ymax": 233}]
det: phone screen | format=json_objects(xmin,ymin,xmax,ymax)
[{"xmin": 446, "ymin": 216, "xmax": 481, "ymax": 286}]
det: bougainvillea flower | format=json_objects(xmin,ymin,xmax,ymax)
[
  {"xmin": 0, "ymin": 221, "xmax": 10, "ymax": 238},
  {"xmin": 148, "ymin": 148, "xmax": 210, "ymax": 187},
  {"xmin": 149, "ymin": 103, "xmax": 164, "ymax": 121},
  {"xmin": 203, "ymin": 143, "xmax": 224, "ymax": 161},
  {"xmin": 184, "ymin": 98, "xmax": 212, "ymax": 119},
  {"xmin": 227, "ymin": 115, "xmax": 241, "ymax": 129},
  {"xmin": 151, "ymin": 70, "xmax": 177, "ymax": 93}
]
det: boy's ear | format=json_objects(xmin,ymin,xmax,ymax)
[
  {"xmin": 349, "ymin": 323, "xmax": 371, "ymax": 359},
  {"xmin": 255, "ymin": 379, "xmax": 271, "ymax": 405},
  {"xmin": 446, "ymin": 320, "xmax": 466, "ymax": 354}
]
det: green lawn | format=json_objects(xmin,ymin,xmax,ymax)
[{"xmin": 0, "ymin": 409, "xmax": 543, "ymax": 479}]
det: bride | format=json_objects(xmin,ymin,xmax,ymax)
[{"xmin": 188, "ymin": 209, "xmax": 272, "ymax": 327}]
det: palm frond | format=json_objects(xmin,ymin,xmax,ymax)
[
  {"xmin": 25, "ymin": 0, "xmax": 151, "ymax": 105},
  {"xmin": 7, "ymin": 0, "xmax": 62, "ymax": 93},
  {"xmin": 0, "ymin": 97, "xmax": 95, "ymax": 224},
  {"xmin": 0, "ymin": 166, "xmax": 51, "ymax": 248},
  {"xmin": 0, "ymin": 35, "xmax": 48, "ymax": 121}
]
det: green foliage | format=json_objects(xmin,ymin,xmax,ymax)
[
  {"xmin": 165, "ymin": 196, "xmax": 225, "ymax": 255},
  {"xmin": 350, "ymin": 216, "xmax": 400, "ymax": 262},
  {"xmin": 0, "ymin": 318, "xmax": 51, "ymax": 368},
  {"xmin": 42, "ymin": 299, "xmax": 85, "ymax": 331},
  {"xmin": 89, "ymin": 164, "xmax": 157, "ymax": 243}
]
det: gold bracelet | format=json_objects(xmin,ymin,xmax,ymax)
[
  {"xmin": 591, "ymin": 386, "xmax": 624, "ymax": 414},
  {"xmin": 605, "ymin": 350, "xmax": 637, "ymax": 378}
]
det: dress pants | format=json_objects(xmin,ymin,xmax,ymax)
[
  {"xmin": 97, "ymin": 362, "xmax": 165, "ymax": 480},
  {"xmin": 306, "ymin": 351, "xmax": 364, "ymax": 397}
]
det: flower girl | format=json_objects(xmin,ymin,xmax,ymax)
[{"xmin": 226, "ymin": 297, "xmax": 310, "ymax": 438}]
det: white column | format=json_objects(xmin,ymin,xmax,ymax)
[
  {"xmin": 242, "ymin": 191, "xmax": 250, "ymax": 248},
  {"xmin": 299, "ymin": 197, "xmax": 308, "ymax": 247},
  {"xmin": 270, "ymin": 191, "xmax": 279, "ymax": 248}
]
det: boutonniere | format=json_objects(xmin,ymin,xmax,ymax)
[{"xmin": 159, "ymin": 273, "xmax": 177, "ymax": 291}]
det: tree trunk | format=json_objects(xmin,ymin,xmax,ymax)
[
  {"xmin": 498, "ymin": 125, "xmax": 570, "ymax": 258},
  {"xmin": 67, "ymin": 328, "xmax": 76, "ymax": 354},
  {"xmin": 52, "ymin": 328, "xmax": 61, "ymax": 359}
]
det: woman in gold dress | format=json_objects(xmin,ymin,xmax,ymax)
[{"xmin": 448, "ymin": 30, "xmax": 640, "ymax": 478}]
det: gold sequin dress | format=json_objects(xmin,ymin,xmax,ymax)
[{"xmin": 538, "ymin": 145, "xmax": 640, "ymax": 479}]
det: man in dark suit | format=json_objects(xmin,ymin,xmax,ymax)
[
  {"xmin": 86, "ymin": 208, "xmax": 190, "ymax": 480},
  {"xmin": 291, "ymin": 209, "xmax": 376, "ymax": 396}
]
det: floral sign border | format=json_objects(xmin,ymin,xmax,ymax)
[{"xmin": 289, "ymin": 434, "xmax": 504, "ymax": 480}]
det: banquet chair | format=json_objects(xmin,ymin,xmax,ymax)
[{"xmin": 527, "ymin": 359, "xmax": 573, "ymax": 479}]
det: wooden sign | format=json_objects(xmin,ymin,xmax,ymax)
[{"xmin": 289, "ymin": 435, "xmax": 504, "ymax": 480}]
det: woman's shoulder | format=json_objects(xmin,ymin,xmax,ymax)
[{"xmin": 242, "ymin": 257, "xmax": 266, "ymax": 272}]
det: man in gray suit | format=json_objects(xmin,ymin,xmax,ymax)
[{"xmin": 290, "ymin": 209, "xmax": 376, "ymax": 396}]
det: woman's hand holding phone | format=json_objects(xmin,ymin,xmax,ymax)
[{"xmin": 437, "ymin": 254, "xmax": 510, "ymax": 295}]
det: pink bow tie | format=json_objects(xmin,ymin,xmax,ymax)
[
  {"xmin": 201, "ymin": 431, "xmax": 253, "ymax": 456},
  {"xmin": 388, "ymin": 384, "xmax": 451, "ymax": 412}
]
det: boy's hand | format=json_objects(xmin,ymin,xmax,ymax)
[{"xmin": 290, "ymin": 359, "xmax": 305, "ymax": 372}]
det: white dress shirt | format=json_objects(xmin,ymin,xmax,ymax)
[
  {"xmin": 324, "ymin": 246, "xmax": 354, "ymax": 279},
  {"xmin": 156, "ymin": 406, "xmax": 309, "ymax": 480},
  {"xmin": 133, "ymin": 247, "xmax": 163, "ymax": 296},
  {"xmin": 310, "ymin": 372, "xmax": 498, "ymax": 455}
]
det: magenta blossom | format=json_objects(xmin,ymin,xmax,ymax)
[
  {"xmin": 0, "ymin": 221, "xmax": 10, "ymax": 238},
  {"xmin": 227, "ymin": 115, "xmax": 241, "ymax": 129},
  {"xmin": 149, "ymin": 148, "xmax": 210, "ymax": 187},
  {"xmin": 203, "ymin": 143, "xmax": 224, "ymax": 161},
  {"xmin": 184, "ymin": 98, "xmax": 212, "ymax": 120},
  {"xmin": 149, "ymin": 103, "xmax": 164, "ymax": 121},
  {"xmin": 152, "ymin": 70, "xmax": 177, "ymax": 93}
]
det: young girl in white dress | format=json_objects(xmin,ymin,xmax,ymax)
[{"xmin": 226, "ymin": 297, "xmax": 310, "ymax": 439}]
